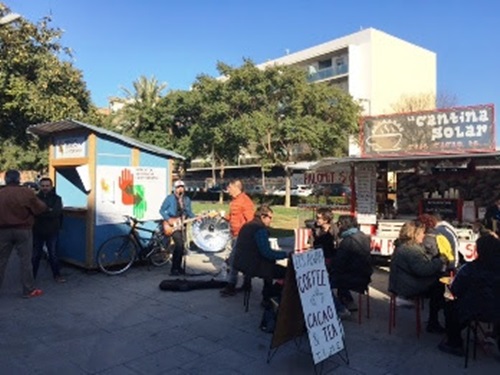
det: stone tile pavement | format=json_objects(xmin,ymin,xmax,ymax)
[{"xmin": 1, "ymin": 240, "xmax": 499, "ymax": 374}]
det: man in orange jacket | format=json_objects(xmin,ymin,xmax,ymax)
[{"xmin": 220, "ymin": 179, "xmax": 254, "ymax": 296}]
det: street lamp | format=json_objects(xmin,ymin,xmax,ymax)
[{"xmin": 0, "ymin": 12, "xmax": 21, "ymax": 26}]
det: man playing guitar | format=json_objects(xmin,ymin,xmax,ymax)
[{"xmin": 159, "ymin": 180, "xmax": 197, "ymax": 276}]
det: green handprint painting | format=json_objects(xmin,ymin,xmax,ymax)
[{"xmin": 133, "ymin": 184, "xmax": 147, "ymax": 219}]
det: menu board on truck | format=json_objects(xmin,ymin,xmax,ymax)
[{"xmin": 355, "ymin": 163, "xmax": 377, "ymax": 224}]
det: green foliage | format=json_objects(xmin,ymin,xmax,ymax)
[{"xmin": 0, "ymin": 4, "xmax": 93, "ymax": 170}]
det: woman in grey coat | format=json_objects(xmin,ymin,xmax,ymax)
[{"xmin": 389, "ymin": 220, "xmax": 447, "ymax": 333}]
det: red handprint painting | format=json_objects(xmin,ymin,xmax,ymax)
[{"xmin": 118, "ymin": 168, "xmax": 135, "ymax": 205}]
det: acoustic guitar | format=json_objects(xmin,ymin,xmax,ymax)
[{"xmin": 162, "ymin": 211, "xmax": 218, "ymax": 236}]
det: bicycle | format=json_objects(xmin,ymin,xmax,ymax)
[{"xmin": 97, "ymin": 215, "xmax": 173, "ymax": 275}]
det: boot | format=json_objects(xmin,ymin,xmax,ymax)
[{"xmin": 219, "ymin": 283, "xmax": 237, "ymax": 297}]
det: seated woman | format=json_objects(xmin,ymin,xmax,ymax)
[
  {"xmin": 312, "ymin": 207, "xmax": 338, "ymax": 265},
  {"xmin": 389, "ymin": 220, "xmax": 447, "ymax": 333},
  {"xmin": 440, "ymin": 232, "xmax": 500, "ymax": 356},
  {"xmin": 329, "ymin": 215, "xmax": 372, "ymax": 312}
]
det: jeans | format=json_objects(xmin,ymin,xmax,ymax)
[
  {"xmin": 227, "ymin": 238, "xmax": 238, "ymax": 285},
  {"xmin": 32, "ymin": 232, "xmax": 61, "ymax": 279},
  {"xmin": 170, "ymin": 230, "xmax": 185, "ymax": 271},
  {"xmin": 0, "ymin": 228, "xmax": 36, "ymax": 295}
]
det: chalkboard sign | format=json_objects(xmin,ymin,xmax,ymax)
[{"xmin": 419, "ymin": 199, "xmax": 462, "ymax": 221}]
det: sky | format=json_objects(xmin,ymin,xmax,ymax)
[{"xmin": 4, "ymin": 0, "xmax": 500, "ymax": 138}]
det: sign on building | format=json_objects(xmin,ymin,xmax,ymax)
[{"xmin": 361, "ymin": 104, "xmax": 495, "ymax": 156}]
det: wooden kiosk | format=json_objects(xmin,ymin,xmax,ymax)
[{"xmin": 28, "ymin": 120, "xmax": 184, "ymax": 269}]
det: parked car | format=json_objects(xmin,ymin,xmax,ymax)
[
  {"xmin": 272, "ymin": 186, "xmax": 286, "ymax": 196},
  {"xmin": 246, "ymin": 185, "xmax": 270, "ymax": 195},
  {"xmin": 22, "ymin": 181, "xmax": 39, "ymax": 191},
  {"xmin": 291, "ymin": 184, "xmax": 313, "ymax": 197},
  {"xmin": 312, "ymin": 183, "xmax": 351, "ymax": 198},
  {"xmin": 273, "ymin": 184, "xmax": 313, "ymax": 197}
]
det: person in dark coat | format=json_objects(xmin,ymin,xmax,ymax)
[
  {"xmin": 0, "ymin": 170, "xmax": 47, "ymax": 298},
  {"xmin": 389, "ymin": 220, "xmax": 447, "ymax": 333},
  {"xmin": 329, "ymin": 215, "xmax": 372, "ymax": 312},
  {"xmin": 484, "ymin": 194, "xmax": 500, "ymax": 235},
  {"xmin": 32, "ymin": 177, "xmax": 65, "ymax": 283},
  {"xmin": 232, "ymin": 205, "xmax": 289, "ymax": 303},
  {"xmin": 439, "ymin": 233, "xmax": 500, "ymax": 356}
]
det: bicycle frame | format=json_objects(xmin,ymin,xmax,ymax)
[{"xmin": 126, "ymin": 217, "xmax": 163, "ymax": 257}]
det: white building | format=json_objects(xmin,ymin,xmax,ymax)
[{"xmin": 258, "ymin": 27, "xmax": 437, "ymax": 116}]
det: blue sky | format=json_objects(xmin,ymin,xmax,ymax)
[{"xmin": 5, "ymin": 0, "xmax": 500, "ymax": 136}]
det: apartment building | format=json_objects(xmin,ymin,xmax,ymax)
[{"xmin": 258, "ymin": 27, "xmax": 437, "ymax": 116}]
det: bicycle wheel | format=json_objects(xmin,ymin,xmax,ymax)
[
  {"xmin": 97, "ymin": 235, "xmax": 137, "ymax": 275},
  {"xmin": 149, "ymin": 236, "xmax": 174, "ymax": 267}
]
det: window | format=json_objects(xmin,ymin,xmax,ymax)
[{"xmin": 318, "ymin": 59, "xmax": 332, "ymax": 70}]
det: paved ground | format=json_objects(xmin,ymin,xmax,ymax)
[{"xmin": 1, "ymin": 239, "xmax": 499, "ymax": 374}]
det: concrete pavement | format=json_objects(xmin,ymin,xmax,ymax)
[{"xmin": 1, "ymin": 241, "xmax": 499, "ymax": 374}]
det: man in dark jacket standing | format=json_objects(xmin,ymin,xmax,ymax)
[
  {"xmin": 32, "ymin": 177, "xmax": 65, "ymax": 283},
  {"xmin": 0, "ymin": 170, "xmax": 47, "ymax": 298}
]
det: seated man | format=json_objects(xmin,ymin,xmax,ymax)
[
  {"xmin": 439, "ymin": 233, "xmax": 500, "ymax": 356},
  {"xmin": 232, "ymin": 204, "xmax": 289, "ymax": 305},
  {"xmin": 329, "ymin": 215, "xmax": 373, "ymax": 312}
]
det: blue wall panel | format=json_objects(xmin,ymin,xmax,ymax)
[
  {"xmin": 96, "ymin": 136, "xmax": 131, "ymax": 166},
  {"xmin": 56, "ymin": 169, "xmax": 87, "ymax": 207},
  {"xmin": 59, "ymin": 215, "xmax": 87, "ymax": 264}
]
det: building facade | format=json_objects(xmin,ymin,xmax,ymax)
[{"xmin": 258, "ymin": 27, "xmax": 437, "ymax": 116}]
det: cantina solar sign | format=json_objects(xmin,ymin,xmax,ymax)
[{"xmin": 361, "ymin": 104, "xmax": 494, "ymax": 156}]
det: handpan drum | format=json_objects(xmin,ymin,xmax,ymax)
[{"xmin": 191, "ymin": 216, "xmax": 231, "ymax": 253}]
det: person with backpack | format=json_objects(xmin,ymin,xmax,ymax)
[{"xmin": 416, "ymin": 214, "xmax": 452, "ymax": 333}]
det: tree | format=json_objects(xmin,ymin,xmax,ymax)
[
  {"xmin": 116, "ymin": 75, "xmax": 167, "ymax": 134},
  {"xmin": 216, "ymin": 60, "xmax": 361, "ymax": 207},
  {"xmin": 391, "ymin": 91, "xmax": 459, "ymax": 113},
  {"xmin": 0, "ymin": 3, "xmax": 94, "ymax": 170},
  {"xmin": 187, "ymin": 73, "xmax": 250, "ymax": 202}
]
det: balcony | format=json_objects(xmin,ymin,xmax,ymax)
[{"xmin": 307, "ymin": 64, "xmax": 348, "ymax": 83}]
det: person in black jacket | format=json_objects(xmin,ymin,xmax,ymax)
[
  {"xmin": 232, "ymin": 205, "xmax": 290, "ymax": 304},
  {"xmin": 484, "ymin": 194, "xmax": 500, "ymax": 235},
  {"xmin": 32, "ymin": 177, "xmax": 65, "ymax": 283},
  {"xmin": 439, "ymin": 233, "xmax": 500, "ymax": 356},
  {"xmin": 329, "ymin": 215, "xmax": 373, "ymax": 312}
]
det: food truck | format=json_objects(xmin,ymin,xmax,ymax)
[
  {"xmin": 28, "ymin": 120, "xmax": 184, "ymax": 269},
  {"xmin": 306, "ymin": 104, "xmax": 496, "ymax": 262}
]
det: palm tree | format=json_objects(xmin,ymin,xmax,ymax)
[{"xmin": 117, "ymin": 75, "xmax": 168, "ymax": 134}]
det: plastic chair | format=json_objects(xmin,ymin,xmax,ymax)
[
  {"xmin": 357, "ymin": 287, "xmax": 371, "ymax": 324},
  {"xmin": 388, "ymin": 293, "xmax": 423, "ymax": 338},
  {"xmin": 242, "ymin": 275, "xmax": 252, "ymax": 312},
  {"xmin": 464, "ymin": 320, "xmax": 495, "ymax": 368}
]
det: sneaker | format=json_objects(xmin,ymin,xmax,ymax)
[
  {"xmin": 23, "ymin": 289, "xmax": 43, "ymax": 299},
  {"xmin": 427, "ymin": 322, "xmax": 446, "ymax": 334},
  {"xmin": 438, "ymin": 341, "xmax": 464, "ymax": 357},
  {"xmin": 55, "ymin": 276, "xmax": 66, "ymax": 283},
  {"xmin": 396, "ymin": 296, "xmax": 415, "ymax": 308},
  {"xmin": 344, "ymin": 300, "xmax": 358, "ymax": 312},
  {"xmin": 170, "ymin": 269, "xmax": 181, "ymax": 276},
  {"xmin": 220, "ymin": 284, "xmax": 237, "ymax": 297},
  {"xmin": 338, "ymin": 308, "xmax": 351, "ymax": 319}
]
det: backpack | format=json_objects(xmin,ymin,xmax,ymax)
[{"xmin": 436, "ymin": 234, "xmax": 454, "ymax": 262}]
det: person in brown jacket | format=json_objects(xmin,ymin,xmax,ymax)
[
  {"xmin": 220, "ymin": 179, "xmax": 255, "ymax": 297},
  {"xmin": 0, "ymin": 170, "xmax": 47, "ymax": 298}
]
